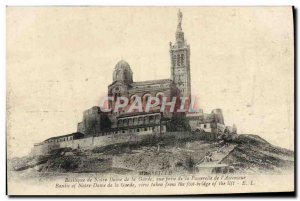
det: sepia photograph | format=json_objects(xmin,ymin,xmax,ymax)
[{"xmin": 6, "ymin": 6, "xmax": 295, "ymax": 195}]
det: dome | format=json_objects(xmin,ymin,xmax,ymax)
[
  {"xmin": 115, "ymin": 60, "xmax": 132, "ymax": 72},
  {"xmin": 113, "ymin": 60, "xmax": 133, "ymax": 83}
]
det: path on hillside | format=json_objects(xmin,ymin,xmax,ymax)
[{"xmin": 195, "ymin": 144, "xmax": 236, "ymax": 170}]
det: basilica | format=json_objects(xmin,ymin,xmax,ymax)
[
  {"xmin": 34, "ymin": 10, "xmax": 228, "ymax": 151},
  {"xmin": 75, "ymin": 10, "xmax": 225, "ymax": 138}
]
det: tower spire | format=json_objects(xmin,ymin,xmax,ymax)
[
  {"xmin": 177, "ymin": 9, "xmax": 183, "ymax": 31},
  {"xmin": 170, "ymin": 9, "xmax": 191, "ymax": 101},
  {"xmin": 175, "ymin": 9, "xmax": 185, "ymax": 46}
]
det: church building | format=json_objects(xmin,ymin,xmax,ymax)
[
  {"xmin": 77, "ymin": 10, "xmax": 195, "ymax": 137},
  {"xmin": 32, "ymin": 10, "xmax": 230, "ymax": 155},
  {"xmin": 75, "ymin": 10, "xmax": 225, "ymax": 137}
]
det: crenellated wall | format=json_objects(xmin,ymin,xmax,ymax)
[{"xmin": 31, "ymin": 131, "xmax": 156, "ymax": 156}]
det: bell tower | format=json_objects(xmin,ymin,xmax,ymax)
[{"xmin": 170, "ymin": 10, "xmax": 191, "ymax": 101}]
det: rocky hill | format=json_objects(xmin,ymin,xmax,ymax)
[
  {"xmin": 221, "ymin": 134, "xmax": 294, "ymax": 174},
  {"xmin": 8, "ymin": 133, "xmax": 294, "ymax": 178}
]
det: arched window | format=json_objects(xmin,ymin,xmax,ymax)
[
  {"xmin": 156, "ymin": 92, "xmax": 164, "ymax": 105},
  {"xmin": 115, "ymin": 70, "xmax": 120, "ymax": 80},
  {"xmin": 138, "ymin": 117, "xmax": 143, "ymax": 124},
  {"xmin": 123, "ymin": 69, "xmax": 128, "ymax": 80},
  {"xmin": 144, "ymin": 116, "xmax": 149, "ymax": 124},
  {"xmin": 130, "ymin": 95, "xmax": 138, "ymax": 103},
  {"xmin": 131, "ymin": 96, "xmax": 136, "ymax": 103},
  {"xmin": 181, "ymin": 54, "xmax": 184, "ymax": 66},
  {"xmin": 118, "ymin": 120, "xmax": 122, "ymax": 127},
  {"xmin": 172, "ymin": 55, "xmax": 176, "ymax": 66},
  {"xmin": 177, "ymin": 54, "xmax": 180, "ymax": 66},
  {"xmin": 143, "ymin": 94, "xmax": 151, "ymax": 105}
]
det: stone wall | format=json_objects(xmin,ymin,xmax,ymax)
[
  {"xmin": 77, "ymin": 106, "xmax": 111, "ymax": 137},
  {"xmin": 32, "ymin": 125, "xmax": 216, "ymax": 156},
  {"xmin": 31, "ymin": 131, "xmax": 155, "ymax": 155}
]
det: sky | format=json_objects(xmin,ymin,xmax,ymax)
[{"xmin": 7, "ymin": 7, "xmax": 294, "ymax": 158}]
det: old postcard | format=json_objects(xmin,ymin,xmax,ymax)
[{"xmin": 6, "ymin": 7, "xmax": 294, "ymax": 195}]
